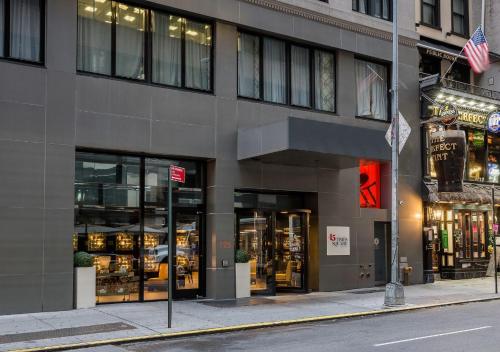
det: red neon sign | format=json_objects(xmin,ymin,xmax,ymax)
[{"xmin": 360, "ymin": 162, "xmax": 381, "ymax": 208}]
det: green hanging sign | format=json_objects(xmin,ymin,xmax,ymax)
[{"xmin": 441, "ymin": 229, "xmax": 449, "ymax": 249}]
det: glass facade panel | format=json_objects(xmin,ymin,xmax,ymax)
[
  {"xmin": 452, "ymin": 0, "xmax": 467, "ymax": 35},
  {"xmin": 291, "ymin": 46, "xmax": 310, "ymax": 107},
  {"xmin": 10, "ymin": 0, "xmax": 41, "ymax": 61},
  {"xmin": 77, "ymin": 0, "xmax": 112, "ymax": 75},
  {"xmin": 263, "ymin": 38, "xmax": 286, "ymax": 104},
  {"xmin": 75, "ymin": 152, "xmax": 204, "ymax": 304},
  {"xmin": 355, "ymin": 59, "xmax": 388, "ymax": 121},
  {"xmin": 151, "ymin": 12, "xmax": 182, "ymax": 86},
  {"xmin": 275, "ymin": 213, "xmax": 304, "ymax": 289},
  {"xmin": 466, "ymin": 129, "xmax": 486, "ymax": 182},
  {"xmin": 238, "ymin": 32, "xmax": 260, "ymax": 99},
  {"xmin": 185, "ymin": 19, "xmax": 211, "ymax": 91},
  {"xmin": 488, "ymin": 134, "xmax": 500, "ymax": 183},
  {"xmin": 314, "ymin": 50, "xmax": 335, "ymax": 112},
  {"xmin": 115, "ymin": 3, "xmax": 145, "ymax": 79},
  {"xmin": 422, "ymin": 0, "xmax": 438, "ymax": 26}
]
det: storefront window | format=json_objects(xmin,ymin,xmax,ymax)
[
  {"xmin": 75, "ymin": 152, "xmax": 204, "ymax": 304},
  {"xmin": 466, "ymin": 129, "xmax": 486, "ymax": 182},
  {"xmin": 488, "ymin": 134, "xmax": 500, "ymax": 183}
]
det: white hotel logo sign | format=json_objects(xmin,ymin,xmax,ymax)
[{"xmin": 326, "ymin": 226, "xmax": 350, "ymax": 256}]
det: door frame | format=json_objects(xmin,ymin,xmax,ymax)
[
  {"xmin": 235, "ymin": 209, "xmax": 309, "ymax": 295},
  {"xmin": 374, "ymin": 221, "xmax": 391, "ymax": 286}
]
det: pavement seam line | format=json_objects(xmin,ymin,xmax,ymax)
[{"xmin": 6, "ymin": 295, "xmax": 500, "ymax": 352}]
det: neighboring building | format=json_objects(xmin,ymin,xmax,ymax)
[
  {"xmin": 416, "ymin": 0, "xmax": 500, "ymax": 280},
  {"xmin": 0, "ymin": 0, "xmax": 422, "ymax": 314}
]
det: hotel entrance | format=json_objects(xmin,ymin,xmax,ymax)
[{"xmin": 236, "ymin": 210, "xmax": 309, "ymax": 295}]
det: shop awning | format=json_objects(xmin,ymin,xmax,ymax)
[
  {"xmin": 237, "ymin": 117, "xmax": 390, "ymax": 168},
  {"xmin": 424, "ymin": 181, "xmax": 500, "ymax": 205},
  {"xmin": 417, "ymin": 40, "xmax": 467, "ymax": 60}
]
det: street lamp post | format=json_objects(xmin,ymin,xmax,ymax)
[{"xmin": 384, "ymin": 0, "xmax": 405, "ymax": 306}]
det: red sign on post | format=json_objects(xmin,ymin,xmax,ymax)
[{"xmin": 170, "ymin": 165, "xmax": 186, "ymax": 183}]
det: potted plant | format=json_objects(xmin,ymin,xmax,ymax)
[
  {"xmin": 235, "ymin": 249, "xmax": 251, "ymax": 298},
  {"xmin": 74, "ymin": 251, "xmax": 96, "ymax": 309}
]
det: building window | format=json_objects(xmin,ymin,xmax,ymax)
[
  {"xmin": 77, "ymin": 1, "xmax": 213, "ymax": 91},
  {"xmin": 352, "ymin": 0, "xmax": 391, "ymax": 21},
  {"xmin": 421, "ymin": 0, "xmax": 440, "ymax": 27},
  {"xmin": 488, "ymin": 134, "xmax": 500, "ymax": 183},
  {"xmin": 237, "ymin": 31, "xmax": 335, "ymax": 112},
  {"xmin": 355, "ymin": 59, "xmax": 389, "ymax": 121},
  {"xmin": 452, "ymin": 0, "xmax": 468, "ymax": 36},
  {"xmin": 466, "ymin": 129, "xmax": 486, "ymax": 182},
  {"xmin": 0, "ymin": 0, "xmax": 43, "ymax": 63},
  {"xmin": 74, "ymin": 151, "xmax": 205, "ymax": 303}
]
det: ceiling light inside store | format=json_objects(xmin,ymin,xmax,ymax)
[
  {"xmin": 169, "ymin": 25, "xmax": 178, "ymax": 31},
  {"xmin": 186, "ymin": 30, "xmax": 198, "ymax": 36},
  {"xmin": 124, "ymin": 15, "xmax": 135, "ymax": 22},
  {"xmin": 479, "ymin": 103, "xmax": 485, "ymax": 108},
  {"xmin": 457, "ymin": 98, "xmax": 465, "ymax": 104},
  {"xmin": 118, "ymin": 4, "xmax": 128, "ymax": 10},
  {"xmin": 468, "ymin": 101, "xmax": 476, "ymax": 106},
  {"xmin": 488, "ymin": 105, "xmax": 496, "ymax": 110},
  {"xmin": 447, "ymin": 96, "xmax": 455, "ymax": 101},
  {"xmin": 106, "ymin": 11, "xmax": 112, "ymax": 16},
  {"xmin": 133, "ymin": 8, "xmax": 141, "ymax": 13},
  {"xmin": 95, "ymin": 0, "xmax": 106, "ymax": 2},
  {"xmin": 437, "ymin": 94, "xmax": 444, "ymax": 99},
  {"xmin": 84, "ymin": 6, "xmax": 96, "ymax": 12}
]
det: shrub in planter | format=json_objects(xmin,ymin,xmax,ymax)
[
  {"xmin": 74, "ymin": 252, "xmax": 96, "ymax": 309},
  {"xmin": 235, "ymin": 249, "xmax": 251, "ymax": 298}
]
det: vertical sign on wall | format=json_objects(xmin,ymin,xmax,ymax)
[
  {"xmin": 360, "ymin": 161, "xmax": 381, "ymax": 208},
  {"xmin": 326, "ymin": 226, "xmax": 351, "ymax": 256}
]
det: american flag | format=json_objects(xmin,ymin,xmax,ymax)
[{"xmin": 463, "ymin": 27, "xmax": 490, "ymax": 74}]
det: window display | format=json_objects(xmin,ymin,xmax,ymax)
[{"xmin": 75, "ymin": 151, "xmax": 205, "ymax": 304}]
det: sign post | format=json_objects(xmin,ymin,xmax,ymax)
[{"xmin": 167, "ymin": 165, "xmax": 186, "ymax": 328}]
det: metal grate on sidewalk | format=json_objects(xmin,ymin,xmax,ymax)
[{"xmin": 0, "ymin": 322, "xmax": 137, "ymax": 344}]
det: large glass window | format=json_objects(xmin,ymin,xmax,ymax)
[
  {"xmin": 422, "ymin": 0, "xmax": 440, "ymax": 27},
  {"xmin": 466, "ymin": 129, "xmax": 486, "ymax": 182},
  {"xmin": 238, "ymin": 32, "xmax": 260, "ymax": 99},
  {"xmin": 353, "ymin": 0, "xmax": 391, "ymax": 20},
  {"xmin": 77, "ymin": 2, "xmax": 213, "ymax": 91},
  {"xmin": 237, "ymin": 31, "xmax": 336, "ymax": 112},
  {"xmin": 355, "ymin": 59, "xmax": 388, "ymax": 121},
  {"xmin": 291, "ymin": 45, "xmax": 310, "ymax": 107},
  {"xmin": 115, "ymin": 3, "xmax": 145, "ymax": 79},
  {"xmin": 0, "ymin": 0, "xmax": 43, "ymax": 62},
  {"xmin": 263, "ymin": 38, "xmax": 286, "ymax": 104},
  {"xmin": 75, "ymin": 152, "xmax": 205, "ymax": 304},
  {"xmin": 452, "ymin": 0, "xmax": 468, "ymax": 36},
  {"xmin": 314, "ymin": 50, "xmax": 335, "ymax": 112}
]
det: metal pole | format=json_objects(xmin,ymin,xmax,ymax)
[
  {"xmin": 481, "ymin": 0, "xmax": 486, "ymax": 33},
  {"xmin": 168, "ymin": 167, "xmax": 173, "ymax": 328},
  {"xmin": 493, "ymin": 186, "xmax": 498, "ymax": 294},
  {"xmin": 385, "ymin": 0, "xmax": 405, "ymax": 306}
]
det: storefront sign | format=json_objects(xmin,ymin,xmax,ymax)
[
  {"xmin": 430, "ymin": 130, "xmax": 466, "ymax": 192},
  {"xmin": 430, "ymin": 105, "xmax": 487, "ymax": 127},
  {"xmin": 487, "ymin": 112, "xmax": 500, "ymax": 133},
  {"xmin": 439, "ymin": 103, "xmax": 459, "ymax": 125},
  {"xmin": 424, "ymin": 48, "xmax": 456, "ymax": 62},
  {"xmin": 169, "ymin": 165, "xmax": 186, "ymax": 183},
  {"xmin": 360, "ymin": 162, "xmax": 380, "ymax": 208},
  {"xmin": 326, "ymin": 226, "xmax": 350, "ymax": 256}
]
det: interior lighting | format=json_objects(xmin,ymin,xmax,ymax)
[
  {"xmin": 118, "ymin": 4, "xmax": 128, "ymax": 10},
  {"xmin": 169, "ymin": 25, "xmax": 178, "ymax": 31},
  {"xmin": 479, "ymin": 103, "xmax": 486, "ymax": 108},
  {"xmin": 447, "ymin": 96, "xmax": 455, "ymax": 101},
  {"xmin": 95, "ymin": 0, "xmax": 106, "ymax": 2},
  {"xmin": 468, "ymin": 101, "xmax": 476, "ymax": 106},
  {"xmin": 437, "ymin": 93, "xmax": 444, "ymax": 99},
  {"xmin": 84, "ymin": 6, "xmax": 96, "ymax": 12},
  {"xmin": 457, "ymin": 98, "xmax": 465, "ymax": 104},
  {"xmin": 106, "ymin": 11, "xmax": 112, "ymax": 16},
  {"xmin": 124, "ymin": 15, "xmax": 135, "ymax": 22},
  {"xmin": 186, "ymin": 30, "xmax": 198, "ymax": 36},
  {"xmin": 488, "ymin": 105, "xmax": 496, "ymax": 110}
]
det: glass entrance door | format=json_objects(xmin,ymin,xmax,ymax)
[
  {"xmin": 275, "ymin": 212, "xmax": 307, "ymax": 291},
  {"xmin": 237, "ymin": 211, "xmax": 274, "ymax": 295}
]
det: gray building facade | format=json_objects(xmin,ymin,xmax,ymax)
[{"xmin": 0, "ymin": 0, "xmax": 422, "ymax": 314}]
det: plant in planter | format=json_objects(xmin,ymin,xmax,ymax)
[
  {"xmin": 74, "ymin": 251, "xmax": 96, "ymax": 309},
  {"xmin": 235, "ymin": 249, "xmax": 251, "ymax": 299}
]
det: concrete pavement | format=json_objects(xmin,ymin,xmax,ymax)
[{"xmin": 0, "ymin": 278, "xmax": 499, "ymax": 352}]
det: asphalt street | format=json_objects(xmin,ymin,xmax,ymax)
[{"xmin": 74, "ymin": 300, "xmax": 500, "ymax": 352}]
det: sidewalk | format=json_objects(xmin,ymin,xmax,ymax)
[{"xmin": 1, "ymin": 278, "xmax": 499, "ymax": 352}]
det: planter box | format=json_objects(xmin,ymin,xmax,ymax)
[
  {"xmin": 235, "ymin": 262, "xmax": 251, "ymax": 298},
  {"xmin": 74, "ymin": 267, "xmax": 96, "ymax": 309}
]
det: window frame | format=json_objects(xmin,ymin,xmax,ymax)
[
  {"xmin": 421, "ymin": 0, "xmax": 441, "ymax": 29},
  {"xmin": 451, "ymin": 0, "xmax": 469, "ymax": 37},
  {"xmin": 76, "ymin": 0, "xmax": 214, "ymax": 93},
  {"xmin": 0, "ymin": 0, "xmax": 45, "ymax": 65},
  {"xmin": 353, "ymin": 56, "xmax": 391, "ymax": 122},
  {"xmin": 237, "ymin": 29, "xmax": 337, "ymax": 114},
  {"xmin": 352, "ymin": 0, "xmax": 392, "ymax": 21}
]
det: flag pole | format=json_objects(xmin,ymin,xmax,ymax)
[{"xmin": 439, "ymin": 46, "xmax": 466, "ymax": 83}]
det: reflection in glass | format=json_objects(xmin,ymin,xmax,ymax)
[
  {"xmin": 275, "ymin": 213, "xmax": 304, "ymax": 289},
  {"xmin": 314, "ymin": 50, "xmax": 335, "ymax": 112},
  {"xmin": 176, "ymin": 214, "xmax": 200, "ymax": 290},
  {"xmin": 355, "ymin": 59, "xmax": 388, "ymax": 120},
  {"xmin": 488, "ymin": 134, "xmax": 500, "ymax": 183},
  {"xmin": 75, "ymin": 152, "xmax": 141, "ymax": 303},
  {"xmin": 238, "ymin": 212, "xmax": 272, "ymax": 292},
  {"xmin": 10, "ymin": 0, "xmax": 41, "ymax": 61},
  {"xmin": 291, "ymin": 46, "xmax": 310, "ymax": 107},
  {"xmin": 152, "ymin": 12, "xmax": 182, "ymax": 86},
  {"xmin": 467, "ymin": 129, "xmax": 485, "ymax": 181},
  {"xmin": 115, "ymin": 4, "xmax": 145, "ymax": 79},
  {"xmin": 77, "ymin": 0, "xmax": 112, "ymax": 74},
  {"xmin": 263, "ymin": 38, "xmax": 286, "ymax": 104},
  {"xmin": 185, "ymin": 20, "xmax": 211, "ymax": 90}
]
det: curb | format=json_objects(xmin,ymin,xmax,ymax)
[{"xmin": 8, "ymin": 295, "xmax": 500, "ymax": 352}]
